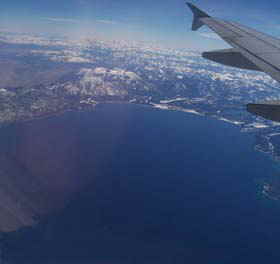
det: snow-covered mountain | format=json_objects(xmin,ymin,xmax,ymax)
[{"xmin": 1, "ymin": 31, "xmax": 280, "ymax": 159}]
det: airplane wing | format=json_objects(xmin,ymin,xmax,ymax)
[
  {"xmin": 247, "ymin": 101, "xmax": 280, "ymax": 122},
  {"xmin": 187, "ymin": 3, "xmax": 280, "ymax": 122}
]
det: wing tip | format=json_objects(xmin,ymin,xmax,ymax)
[
  {"xmin": 186, "ymin": 2, "xmax": 210, "ymax": 18},
  {"xmin": 186, "ymin": 2, "xmax": 210, "ymax": 31}
]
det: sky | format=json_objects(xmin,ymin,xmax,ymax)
[{"xmin": 1, "ymin": 0, "xmax": 280, "ymax": 50}]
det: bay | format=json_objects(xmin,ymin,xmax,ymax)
[{"xmin": 1, "ymin": 103, "xmax": 279, "ymax": 264}]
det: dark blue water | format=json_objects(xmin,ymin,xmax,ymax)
[{"xmin": 2, "ymin": 103, "xmax": 280, "ymax": 264}]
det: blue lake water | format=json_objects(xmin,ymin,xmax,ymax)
[{"xmin": 2, "ymin": 103, "xmax": 280, "ymax": 264}]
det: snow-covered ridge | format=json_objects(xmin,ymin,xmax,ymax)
[{"xmin": 2, "ymin": 31, "xmax": 280, "ymax": 162}]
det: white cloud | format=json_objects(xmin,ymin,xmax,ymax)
[
  {"xmin": 42, "ymin": 17, "xmax": 80, "ymax": 24},
  {"xmin": 198, "ymin": 32, "xmax": 221, "ymax": 40},
  {"xmin": 96, "ymin": 20, "xmax": 118, "ymax": 25}
]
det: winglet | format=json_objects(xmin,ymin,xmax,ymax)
[{"xmin": 186, "ymin": 2, "xmax": 210, "ymax": 31}]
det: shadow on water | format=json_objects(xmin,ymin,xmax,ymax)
[
  {"xmin": 0, "ymin": 112, "xmax": 97, "ymax": 232},
  {"xmin": 0, "ymin": 105, "xmax": 134, "ymax": 263},
  {"xmin": 0, "ymin": 104, "xmax": 280, "ymax": 263}
]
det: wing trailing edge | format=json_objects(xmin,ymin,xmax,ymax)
[
  {"xmin": 247, "ymin": 102, "xmax": 280, "ymax": 122},
  {"xmin": 202, "ymin": 48, "xmax": 262, "ymax": 71}
]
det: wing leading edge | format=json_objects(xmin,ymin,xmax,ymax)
[{"xmin": 187, "ymin": 3, "xmax": 280, "ymax": 122}]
